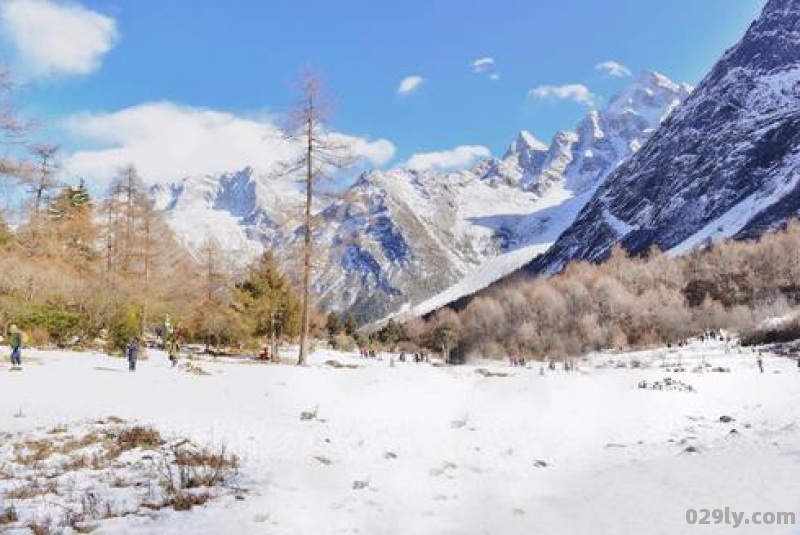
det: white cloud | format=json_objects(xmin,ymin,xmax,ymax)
[
  {"xmin": 398, "ymin": 75, "xmax": 423, "ymax": 95},
  {"xmin": 471, "ymin": 57, "xmax": 495, "ymax": 73},
  {"xmin": 326, "ymin": 132, "xmax": 396, "ymax": 168},
  {"xmin": 472, "ymin": 57, "xmax": 500, "ymax": 80},
  {"xmin": 529, "ymin": 84, "xmax": 596, "ymax": 106},
  {"xmin": 62, "ymin": 102, "xmax": 396, "ymax": 186},
  {"xmin": 0, "ymin": 0, "xmax": 119, "ymax": 78},
  {"xmin": 403, "ymin": 145, "xmax": 490, "ymax": 172},
  {"xmin": 595, "ymin": 60, "xmax": 632, "ymax": 78}
]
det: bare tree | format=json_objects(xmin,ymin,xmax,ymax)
[
  {"xmin": 13, "ymin": 143, "xmax": 59, "ymax": 252},
  {"xmin": 198, "ymin": 236, "xmax": 228, "ymax": 303},
  {"xmin": 28, "ymin": 143, "xmax": 60, "ymax": 217},
  {"xmin": 0, "ymin": 67, "xmax": 28, "ymax": 182},
  {"xmin": 280, "ymin": 72, "xmax": 357, "ymax": 365}
]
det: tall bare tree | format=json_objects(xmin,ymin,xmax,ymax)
[
  {"xmin": 281, "ymin": 72, "xmax": 356, "ymax": 365},
  {"xmin": 0, "ymin": 67, "xmax": 28, "ymax": 180},
  {"xmin": 0, "ymin": 67, "xmax": 28, "ymax": 237},
  {"xmin": 198, "ymin": 236, "xmax": 228, "ymax": 303},
  {"xmin": 28, "ymin": 143, "xmax": 60, "ymax": 217}
]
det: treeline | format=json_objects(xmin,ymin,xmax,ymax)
[
  {"xmin": 0, "ymin": 165, "xmax": 321, "ymax": 352},
  {"xmin": 391, "ymin": 222, "xmax": 800, "ymax": 362},
  {"xmin": 0, "ymin": 65, "xmax": 336, "ymax": 353}
]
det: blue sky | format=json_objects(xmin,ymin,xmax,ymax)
[{"xmin": 0, "ymin": 0, "xmax": 765, "ymax": 186}]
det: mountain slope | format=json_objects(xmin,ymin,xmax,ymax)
[
  {"xmin": 524, "ymin": 0, "xmax": 800, "ymax": 275},
  {"xmin": 155, "ymin": 73, "xmax": 690, "ymax": 322},
  {"xmin": 389, "ymin": 72, "xmax": 691, "ymax": 321}
]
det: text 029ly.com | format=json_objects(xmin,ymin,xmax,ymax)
[{"xmin": 687, "ymin": 508, "xmax": 795, "ymax": 528}]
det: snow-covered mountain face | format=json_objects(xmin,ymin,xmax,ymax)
[
  {"xmin": 155, "ymin": 72, "xmax": 690, "ymax": 322},
  {"xmin": 388, "ymin": 72, "xmax": 691, "ymax": 321},
  {"xmin": 152, "ymin": 168, "xmax": 305, "ymax": 262},
  {"xmin": 523, "ymin": 0, "xmax": 800, "ymax": 277}
]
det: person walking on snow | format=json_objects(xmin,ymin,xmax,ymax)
[
  {"xmin": 167, "ymin": 337, "xmax": 179, "ymax": 367},
  {"xmin": 756, "ymin": 352, "xmax": 764, "ymax": 374},
  {"xmin": 8, "ymin": 324, "xmax": 22, "ymax": 368},
  {"xmin": 126, "ymin": 338, "xmax": 140, "ymax": 372}
]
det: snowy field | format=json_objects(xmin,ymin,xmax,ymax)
[{"xmin": 1, "ymin": 341, "xmax": 799, "ymax": 534}]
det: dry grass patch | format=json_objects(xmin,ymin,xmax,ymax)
[
  {"xmin": 116, "ymin": 426, "xmax": 164, "ymax": 451},
  {"xmin": 5, "ymin": 477, "xmax": 58, "ymax": 499},
  {"xmin": 0, "ymin": 420, "xmax": 244, "ymax": 530}
]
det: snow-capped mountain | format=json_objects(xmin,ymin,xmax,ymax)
[
  {"xmin": 521, "ymin": 0, "xmax": 800, "ymax": 277},
  {"xmin": 155, "ymin": 72, "xmax": 690, "ymax": 321},
  {"xmin": 393, "ymin": 71, "xmax": 691, "ymax": 321}
]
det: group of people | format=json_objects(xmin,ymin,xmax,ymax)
[
  {"xmin": 358, "ymin": 346, "xmax": 379, "ymax": 359},
  {"xmin": 124, "ymin": 336, "xmax": 180, "ymax": 372},
  {"xmin": 397, "ymin": 352, "xmax": 429, "ymax": 364},
  {"xmin": 509, "ymin": 356, "xmax": 527, "ymax": 367}
]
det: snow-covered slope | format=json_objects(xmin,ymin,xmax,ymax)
[
  {"xmin": 523, "ymin": 0, "xmax": 800, "ymax": 276},
  {"xmin": 152, "ymin": 167, "xmax": 304, "ymax": 261},
  {"xmin": 3, "ymin": 342, "xmax": 800, "ymax": 534},
  {"xmin": 382, "ymin": 72, "xmax": 691, "ymax": 321},
  {"xmin": 155, "ymin": 73, "xmax": 690, "ymax": 322}
]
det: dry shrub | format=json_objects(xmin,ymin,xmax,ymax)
[
  {"xmin": 14, "ymin": 439, "xmax": 56, "ymax": 465},
  {"xmin": 171, "ymin": 443, "xmax": 239, "ymax": 489},
  {"xmin": 155, "ymin": 441, "xmax": 239, "ymax": 510},
  {"xmin": 5, "ymin": 478, "xmax": 58, "ymax": 499},
  {"xmin": 116, "ymin": 426, "xmax": 164, "ymax": 451},
  {"xmin": 170, "ymin": 491, "xmax": 211, "ymax": 511},
  {"xmin": 29, "ymin": 326, "xmax": 50, "ymax": 347},
  {"xmin": 429, "ymin": 221, "xmax": 800, "ymax": 361},
  {"xmin": 1, "ymin": 505, "xmax": 18, "ymax": 524},
  {"xmin": 27, "ymin": 520, "xmax": 54, "ymax": 535}
]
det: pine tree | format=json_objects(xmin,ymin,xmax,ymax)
[
  {"xmin": 343, "ymin": 313, "xmax": 358, "ymax": 336},
  {"xmin": 28, "ymin": 143, "xmax": 60, "ymax": 217},
  {"xmin": 48, "ymin": 181, "xmax": 97, "ymax": 268},
  {"xmin": 325, "ymin": 312, "xmax": 341, "ymax": 338},
  {"xmin": 236, "ymin": 251, "xmax": 301, "ymax": 356}
]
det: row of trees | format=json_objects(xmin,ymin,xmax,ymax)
[
  {"xmin": 0, "ymin": 158, "xmax": 312, "ymax": 352},
  {"xmin": 0, "ymin": 67, "xmax": 336, "ymax": 356},
  {"xmin": 412, "ymin": 222, "xmax": 800, "ymax": 361}
]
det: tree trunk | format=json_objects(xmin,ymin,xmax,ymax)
[
  {"xmin": 297, "ymin": 107, "xmax": 313, "ymax": 366},
  {"xmin": 140, "ymin": 210, "xmax": 151, "ymax": 337}
]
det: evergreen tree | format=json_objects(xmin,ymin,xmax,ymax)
[
  {"xmin": 237, "ymin": 252, "xmax": 301, "ymax": 353},
  {"xmin": 48, "ymin": 180, "xmax": 97, "ymax": 267},
  {"xmin": 377, "ymin": 318, "xmax": 405, "ymax": 348},
  {"xmin": 343, "ymin": 313, "xmax": 358, "ymax": 336},
  {"xmin": 325, "ymin": 312, "xmax": 341, "ymax": 338}
]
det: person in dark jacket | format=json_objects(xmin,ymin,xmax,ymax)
[
  {"xmin": 9, "ymin": 324, "xmax": 22, "ymax": 368},
  {"xmin": 126, "ymin": 338, "xmax": 140, "ymax": 372}
]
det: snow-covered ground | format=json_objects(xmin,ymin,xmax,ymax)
[{"xmin": 1, "ymin": 341, "xmax": 799, "ymax": 534}]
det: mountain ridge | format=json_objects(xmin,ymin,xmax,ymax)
[{"xmin": 154, "ymin": 71, "xmax": 692, "ymax": 321}]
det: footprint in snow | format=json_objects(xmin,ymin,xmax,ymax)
[
  {"xmin": 429, "ymin": 461, "xmax": 457, "ymax": 477},
  {"xmin": 352, "ymin": 478, "xmax": 370, "ymax": 490}
]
